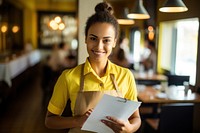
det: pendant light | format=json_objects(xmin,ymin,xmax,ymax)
[
  {"xmin": 127, "ymin": 0, "xmax": 150, "ymax": 19},
  {"xmin": 117, "ymin": 8, "xmax": 135, "ymax": 25},
  {"xmin": 159, "ymin": 0, "xmax": 188, "ymax": 13}
]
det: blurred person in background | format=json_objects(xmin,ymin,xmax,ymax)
[
  {"xmin": 41, "ymin": 42, "xmax": 70, "ymax": 102},
  {"xmin": 109, "ymin": 31, "xmax": 132, "ymax": 68},
  {"xmin": 141, "ymin": 40, "xmax": 157, "ymax": 73},
  {"xmin": 47, "ymin": 42, "xmax": 69, "ymax": 72},
  {"xmin": 24, "ymin": 39, "xmax": 33, "ymax": 53}
]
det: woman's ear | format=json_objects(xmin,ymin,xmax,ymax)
[{"xmin": 112, "ymin": 39, "xmax": 117, "ymax": 48}]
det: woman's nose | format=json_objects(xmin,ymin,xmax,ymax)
[{"xmin": 96, "ymin": 40, "xmax": 103, "ymax": 49}]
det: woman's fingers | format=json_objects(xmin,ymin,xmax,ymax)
[
  {"xmin": 101, "ymin": 116, "xmax": 125, "ymax": 133},
  {"xmin": 85, "ymin": 109, "xmax": 93, "ymax": 116}
]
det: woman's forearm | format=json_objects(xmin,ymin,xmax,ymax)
[
  {"xmin": 129, "ymin": 110, "xmax": 141, "ymax": 132},
  {"xmin": 45, "ymin": 115, "xmax": 80, "ymax": 129},
  {"xmin": 45, "ymin": 110, "xmax": 92, "ymax": 129}
]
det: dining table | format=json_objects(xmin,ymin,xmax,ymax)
[
  {"xmin": 131, "ymin": 70, "xmax": 168, "ymax": 86},
  {"xmin": 133, "ymin": 72, "xmax": 168, "ymax": 82},
  {"xmin": 0, "ymin": 50, "xmax": 41, "ymax": 87},
  {"xmin": 137, "ymin": 85, "xmax": 200, "ymax": 104},
  {"xmin": 137, "ymin": 85, "xmax": 200, "ymax": 132}
]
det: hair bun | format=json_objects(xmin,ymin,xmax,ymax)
[{"xmin": 95, "ymin": 2, "xmax": 114, "ymax": 15}]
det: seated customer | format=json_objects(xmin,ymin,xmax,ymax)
[
  {"xmin": 141, "ymin": 40, "xmax": 157, "ymax": 73},
  {"xmin": 47, "ymin": 42, "xmax": 69, "ymax": 72},
  {"xmin": 109, "ymin": 32, "xmax": 131, "ymax": 68}
]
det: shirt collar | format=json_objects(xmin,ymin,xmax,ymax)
[
  {"xmin": 83, "ymin": 58, "xmax": 116, "ymax": 76},
  {"xmin": 84, "ymin": 58, "xmax": 94, "ymax": 76}
]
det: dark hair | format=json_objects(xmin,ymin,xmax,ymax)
[
  {"xmin": 118, "ymin": 30, "xmax": 126, "ymax": 45},
  {"xmin": 148, "ymin": 41, "xmax": 155, "ymax": 48},
  {"xmin": 117, "ymin": 48, "xmax": 126, "ymax": 61},
  {"xmin": 85, "ymin": 2, "xmax": 119, "ymax": 39},
  {"xmin": 59, "ymin": 42, "xmax": 65, "ymax": 49}
]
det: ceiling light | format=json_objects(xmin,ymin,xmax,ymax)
[
  {"xmin": 159, "ymin": 0, "xmax": 188, "ymax": 13},
  {"xmin": 127, "ymin": 0, "xmax": 150, "ymax": 19},
  {"xmin": 117, "ymin": 8, "xmax": 135, "ymax": 25}
]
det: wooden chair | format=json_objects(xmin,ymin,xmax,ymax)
[{"xmin": 144, "ymin": 103, "xmax": 194, "ymax": 133}]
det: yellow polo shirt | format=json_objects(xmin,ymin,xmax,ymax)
[{"xmin": 48, "ymin": 59, "xmax": 138, "ymax": 116}]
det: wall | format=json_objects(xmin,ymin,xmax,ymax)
[{"xmin": 77, "ymin": 0, "xmax": 103, "ymax": 64}]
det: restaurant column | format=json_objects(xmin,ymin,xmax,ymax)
[{"xmin": 78, "ymin": 0, "xmax": 103, "ymax": 64}]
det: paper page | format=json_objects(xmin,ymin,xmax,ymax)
[{"xmin": 81, "ymin": 94, "xmax": 141, "ymax": 133}]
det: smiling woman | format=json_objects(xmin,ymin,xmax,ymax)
[
  {"xmin": 45, "ymin": 1, "xmax": 141, "ymax": 133},
  {"xmin": 86, "ymin": 23, "xmax": 117, "ymax": 66}
]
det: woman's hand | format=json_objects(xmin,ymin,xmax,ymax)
[
  {"xmin": 76, "ymin": 109, "xmax": 94, "ymax": 127},
  {"xmin": 101, "ymin": 116, "xmax": 133, "ymax": 133},
  {"xmin": 45, "ymin": 109, "xmax": 94, "ymax": 129}
]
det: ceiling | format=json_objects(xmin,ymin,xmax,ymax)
[{"xmin": 9, "ymin": 0, "xmax": 156, "ymax": 27}]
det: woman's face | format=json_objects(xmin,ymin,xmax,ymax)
[{"xmin": 85, "ymin": 22, "xmax": 117, "ymax": 63}]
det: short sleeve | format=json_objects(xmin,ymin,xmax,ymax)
[
  {"xmin": 124, "ymin": 70, "xmax": 138, "ymax": 101},
  {"xmin": 47, "ymin": 72, "xmax": 68, "ymax": 115}
]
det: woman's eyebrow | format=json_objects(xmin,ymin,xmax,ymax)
[
  {"xmin": 89, "ymin": 34, "xmax": 97, "ymax": 38},
  {"xmin": 89, "ymin": 34, "xmax": 112, "ymax": 39}
]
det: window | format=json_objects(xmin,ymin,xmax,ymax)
[
  {"xmin": 130, "ymin": 28, "xmax": 143, "ymax": 71},
  {"xmin": 158, "ymin": 18, "xmax": 199, "ymax": 86}
]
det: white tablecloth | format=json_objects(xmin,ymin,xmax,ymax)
[{"xmin": 0, "ymin": 50, "xmax": 41, "ymax": 87}]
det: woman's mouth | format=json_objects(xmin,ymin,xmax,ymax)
[{"xmin": 92, "ymin": 50, "xmax": 106, "ymax": 55}]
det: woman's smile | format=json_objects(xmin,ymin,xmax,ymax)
[
  {"xmin": 92, "ymin": 49, "xmax": 106, "ymax": 56},
  {"xmin": 86, "ymin": 22, "xmax": 116, "ymax": 62}
]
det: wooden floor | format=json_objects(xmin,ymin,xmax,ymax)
[{"xmin": 0, "ymin": 65, "xmax": 66, "ymax": 133}]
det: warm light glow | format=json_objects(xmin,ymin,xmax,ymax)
[
  {"xmin": 1, "ymin": 25, "xmax": 8, "ymax": 33},
  {"xmin": 49, "ymin": 20, "xmax": 58, "ymax": 30},
  {"xmin": 127, "ymin": 14, "xmax": 150, "ymax": 19},
  {"xmin": 148, "ymin": 32, "xmax": 155, "ymax": 40},
  {"xmin": 159, "ymin": 7, "xmax": 188, "ymax": 12},
  {"xmin": 12, "ymin": 26, "xmax": 19, "ymax": 33},
  {"xmin": 49, "ymin": 16, "xmax": 65, "ymax": 30},
  {"xmin": 117, "ymin": 19, "xmax": 135, "ymax": 25},
  {"xmin": 127, "ymin": 0, "xmax": 150, "ymax": 19},
  {"xmin": 54, "ymin": 16, "xmax": 61, "ymax": 23},
  {"xmin": 58, "ymin": 23, "xmax": 65, "ymax": 30},
  {"xmin": 148, "ymin": 26, "xmax": 154, "ymax": 40},
  {"xmin": 148, "ymin": 26, "xmax": 154, "ymax": 32},
  {"xmin": 159, "ymin": 0, "xmax": 188, "ymax": 13}
]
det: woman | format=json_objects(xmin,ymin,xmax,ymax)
[{"xmin": 45, "ymin": 2, "xmax": 141, "ymax": 133}]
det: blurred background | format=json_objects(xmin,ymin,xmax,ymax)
[{"xmin": 0, "ymin": 0, "xmax": 200, "ymax": 133}]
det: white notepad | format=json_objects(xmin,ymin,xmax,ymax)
[{"xmin": 81, "ymin": 94, "xmax": 141, "ymax": 133}]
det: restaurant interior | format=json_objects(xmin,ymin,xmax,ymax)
[{"xmin": 0, "ymin": 0, "xmax": 200, "ymax": 132}]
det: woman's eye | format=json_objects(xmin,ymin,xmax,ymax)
[
  {"xmin": 104, "ymin": 39, "xmax": 111, "ymax": 43},
  {"xmin": 90, "ymin": 37, "xmax": 97, "ymax": 41}
]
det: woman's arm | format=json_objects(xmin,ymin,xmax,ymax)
[
  {"xmin": 101, "ymin": 109, "xmax": 141, "ymax": 133},
  {"xmin": 45, "ymin": 109, "xmax": 93, "ymax": 129}
]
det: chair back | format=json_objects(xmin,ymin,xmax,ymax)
[
  {"xmin": 167, "ymin": 75, "xmax": 189, "ymax": 86},
  {"xmin": 158, "ymin": 103, "xmax": 194, "ymax": 133}
]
